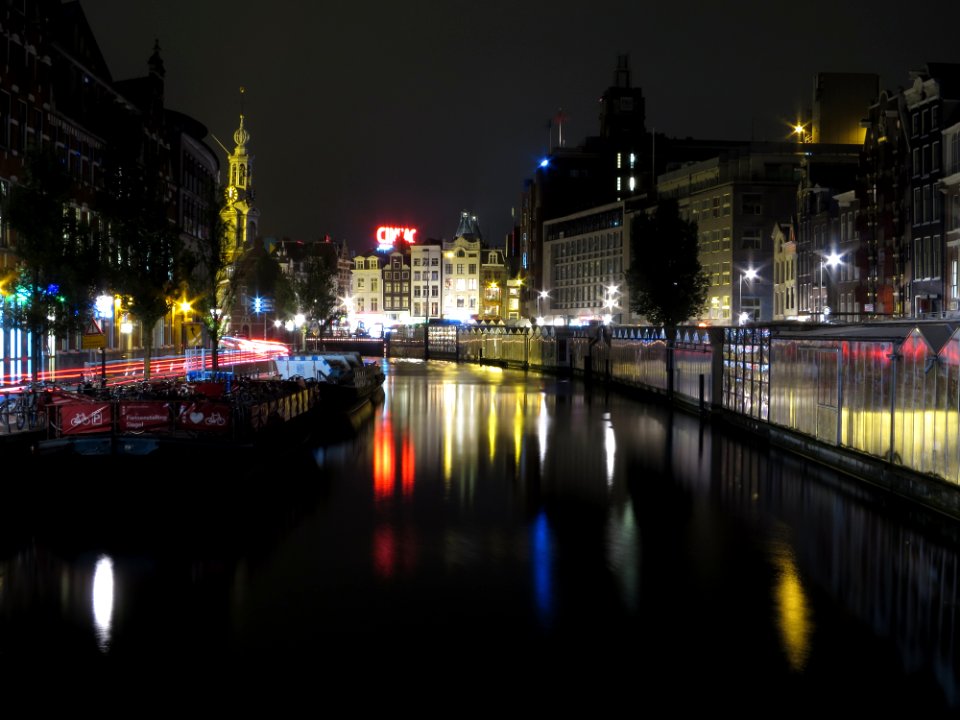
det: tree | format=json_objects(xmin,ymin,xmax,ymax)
[
  {"xmin": 291, "ymin": 254, "xmax": 338, "ymax": 339},
  {"xmin": 182, "ymin": 185, "xmax": 238, "ymax": 373},
  {"xmin": 4, "ymin": 146, "xmax": 99, "ymax": 382},
  {"xmin": 100, "ymin": 156, "xmax": 182, "ymax": 380},
  {"xmin": 626, "ymin": 197, "xmax": 709, "ymax": 397},
  {"xmin": 626, "ymin": 197, "xmax": 708, "ymax": 328}
]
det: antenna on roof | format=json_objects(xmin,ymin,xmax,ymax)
[{"xmin": 210, "ymin": 133, "xmax": 230, "ymax": 154}]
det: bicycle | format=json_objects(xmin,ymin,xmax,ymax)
[
  {"xmin": 0, "ymin": 393, "xmax": 15, "ymax": 432},
  {"xmin": 13, "ymin": 382, "xmax": 58, "ymax": 431}
]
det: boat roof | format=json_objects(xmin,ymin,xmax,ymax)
[{"xmin": 768, "ymin": 321, "xmax": 959, "ymax": 353}]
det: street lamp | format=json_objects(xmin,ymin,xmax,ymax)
[
  {"xmin": 602, "ymin": 284, "xmax": 620, "ymax": 325},
  {"xmin": 537, "ymin": 290, "xmax": 549, "ymax": 323},
  {"xmin": 739, "ymin": 268, "xmax": 758, "ymax": 325},
  {"xmin": 294, "ymin": 313, "xmax": 305, "ymax": 346},
  {"xmin": 179, "ymin": 300, "xmax": 191, "ymax": 355},
  {"xmin": 820, "ymin": 251, "xmax": 842, "ymax": 322}
]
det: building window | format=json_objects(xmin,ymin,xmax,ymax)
[
  {"xmin": 952, "ymin": 260, "xmax": 958, "ymax": 304},
  {"xmin": 742, "ymin": 228, "xmax": 762, "ymax": 249},
  {"xmin": 740, "ymin": 193, "xmax": 763, "ymax": 215},
  {"xmin": 722, "ymin": 193, "xmax": 731, "ymax": 216},
  {"xmin": 932, "ymin": 140, "xmax": 941, "ymax": 172}
]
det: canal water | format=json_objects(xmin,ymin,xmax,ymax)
[{"xmin": 4, "ymin": 358, "xmax": 960, "ymax": 713}]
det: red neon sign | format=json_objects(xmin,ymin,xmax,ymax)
[{"xmin": 376, "ymin": 226, "xmax": 417, "ymax": 250}]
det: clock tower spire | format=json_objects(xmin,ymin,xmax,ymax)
[{"xmin": 222, "ymin": 86, "xmax": 260, "ymax": 261}]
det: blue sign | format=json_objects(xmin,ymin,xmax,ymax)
[{"xmin": 252, "ymin": 297, "xmax": 274, "ymax": 313}]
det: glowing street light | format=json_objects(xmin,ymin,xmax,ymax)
[
  {"xmin": 739, "ymin": 268, "xmax": 759, "ymax": 325},
  {"xmin": 602, "ymin": 284, "xmax": 620, "ymax": 325},
  {"xmin": 820, "ymin": 251, "xmax": 842, "ymax": 322},
  {"xmin": 179, "ymin": 300, "xmax": 191, "ymax": 354},
  {"xmin": 537, "ymin": 289, "xmax": 549, "ymax": 322}
]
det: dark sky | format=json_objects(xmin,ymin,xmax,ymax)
[{"xmin": 79, "ymin": 0, "xmax": 956, "ymax": 253}]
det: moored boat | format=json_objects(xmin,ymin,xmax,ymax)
[
  {"xmin": 32, "ymin": 370, "xmax": 379, "ymax": 457},
  {"xmin": 275, "ymin": 351, "xmax": 386, "ymax": 405}
]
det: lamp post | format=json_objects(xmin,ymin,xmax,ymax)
[
  {"xmin": 738, "ymin": 268, "xmax": 758, "ymax": 325},
  {"xmin": 602, "ymin": 284, "xmax": 620, "ymax": 325},
  {"xmin": 537, "ymin": 290, "xmax": 549, "ymax": 323},
  {"xmin": 179, "ymin": 300, "xmax": 191, "ymax": 355},
  {"xmin": 294, "ymin": 313, "xmax": 306, "ymax": 352},
  {"xmin": 820, "ymin": 251, "xmax": 842, "ymax": 322}
]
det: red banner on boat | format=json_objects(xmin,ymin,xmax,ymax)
[
  {"xmin": 59, "ymin": 403, "xmax": 112, "ymax": 436},
  {"xmin": 119, "ymin": 402, "xmax": 172, "ymax": 433},
  {"xmin": 177, "ymin": 401, "xmax": 232, "ymax": 433}
]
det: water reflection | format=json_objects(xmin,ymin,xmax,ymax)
[
  {"xmin": 769, "ymin": 533, "xmax": 813, "ymax": 672},
  {"xmin": 92, "ymin": 554, "xmax": 114, "ymax": 652},
  {"xmin": 0, "ymin": 359, "xmax": 957, "ymax": 712}
]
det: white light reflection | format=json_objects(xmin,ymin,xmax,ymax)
[
  {"xmin": 537, "ymin": 392, "xmax": 549, "ymax": 467},
  {"xmin": 92, "ymin": 554, "xmax": 115, "ymax": 652},
  {"xmin": 607, "ymin": 502, "xmax": 640, "ymax": 612},
  {"xmin": 603, "ymin": 411, "xmax": 616, "ymax": 486}
]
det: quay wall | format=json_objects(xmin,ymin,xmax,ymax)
[{"xmin": 388, "ymin": 320, "xmax": 960, "ymax": 521}]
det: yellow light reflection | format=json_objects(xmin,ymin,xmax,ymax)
[
  {"xmin": 92, "ymin": 554, "xmax": 115, "ymax": 653},
  {"xmin": 488, "ymin": 392, "xmax": 497, "ymax": 462},
  {"xmin": 513, "ymin": 396, "xmax": 523, "ymax": 467},
  {"xmin": 770, "ymin": 538, "xmax": 812, "ymax": 671},
  {"xmin": 443, "ymin": 381, "xmax": 457, "ymax": 484}
]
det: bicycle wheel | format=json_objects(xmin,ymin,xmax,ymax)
[
  {"xmin": 15, "ymin": 397, "xmax": 26, "ymax": 430},
  {"xmin": 0, "ymin": 398, "xmax": 13, "ymax": 432}
]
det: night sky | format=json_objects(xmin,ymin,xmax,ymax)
[{"xmin": 80, "ymin": 0, "xmax": 956, "ymax": 253}]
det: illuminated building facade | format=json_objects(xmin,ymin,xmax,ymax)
[
  {"xmin": 945, "ymin": 121, "xmax": 960, "ymax": 311},
  {"xmin": 772, "ymin": 221, "xmax": 798, "ymax": 320},
  {"xmin": 902, "ymin": 64, "xmax": 960, "ymax": 317},
  {"xmin": 410, "ymin": 240, "xmax": 442, "ymax": 322},
  {"xmin": 442, "ymin": 235, "xmax": 481, "ymax": 322},
  {"xmin": 479, "ymin": 247, "xmax": 508, "ymax": 320},
  {"xmin": 541, "ymin": 201, "xmax": 632, "ymax": 326},
  {"xmin": 382, "ymin": 250, "xmax": 410, "ymax": 325},
  {"xmin": 350, "ymin": 254, "xmax": 382, "ymax": 331}
]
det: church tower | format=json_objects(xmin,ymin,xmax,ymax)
[{"xmin": 221, "ymin": 88, "xmax": 260, "ymax": 262}]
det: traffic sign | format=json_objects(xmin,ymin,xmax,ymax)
[{"xmin": 82, "ymin": 318, "xmax": 106, "ymax": 349}]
